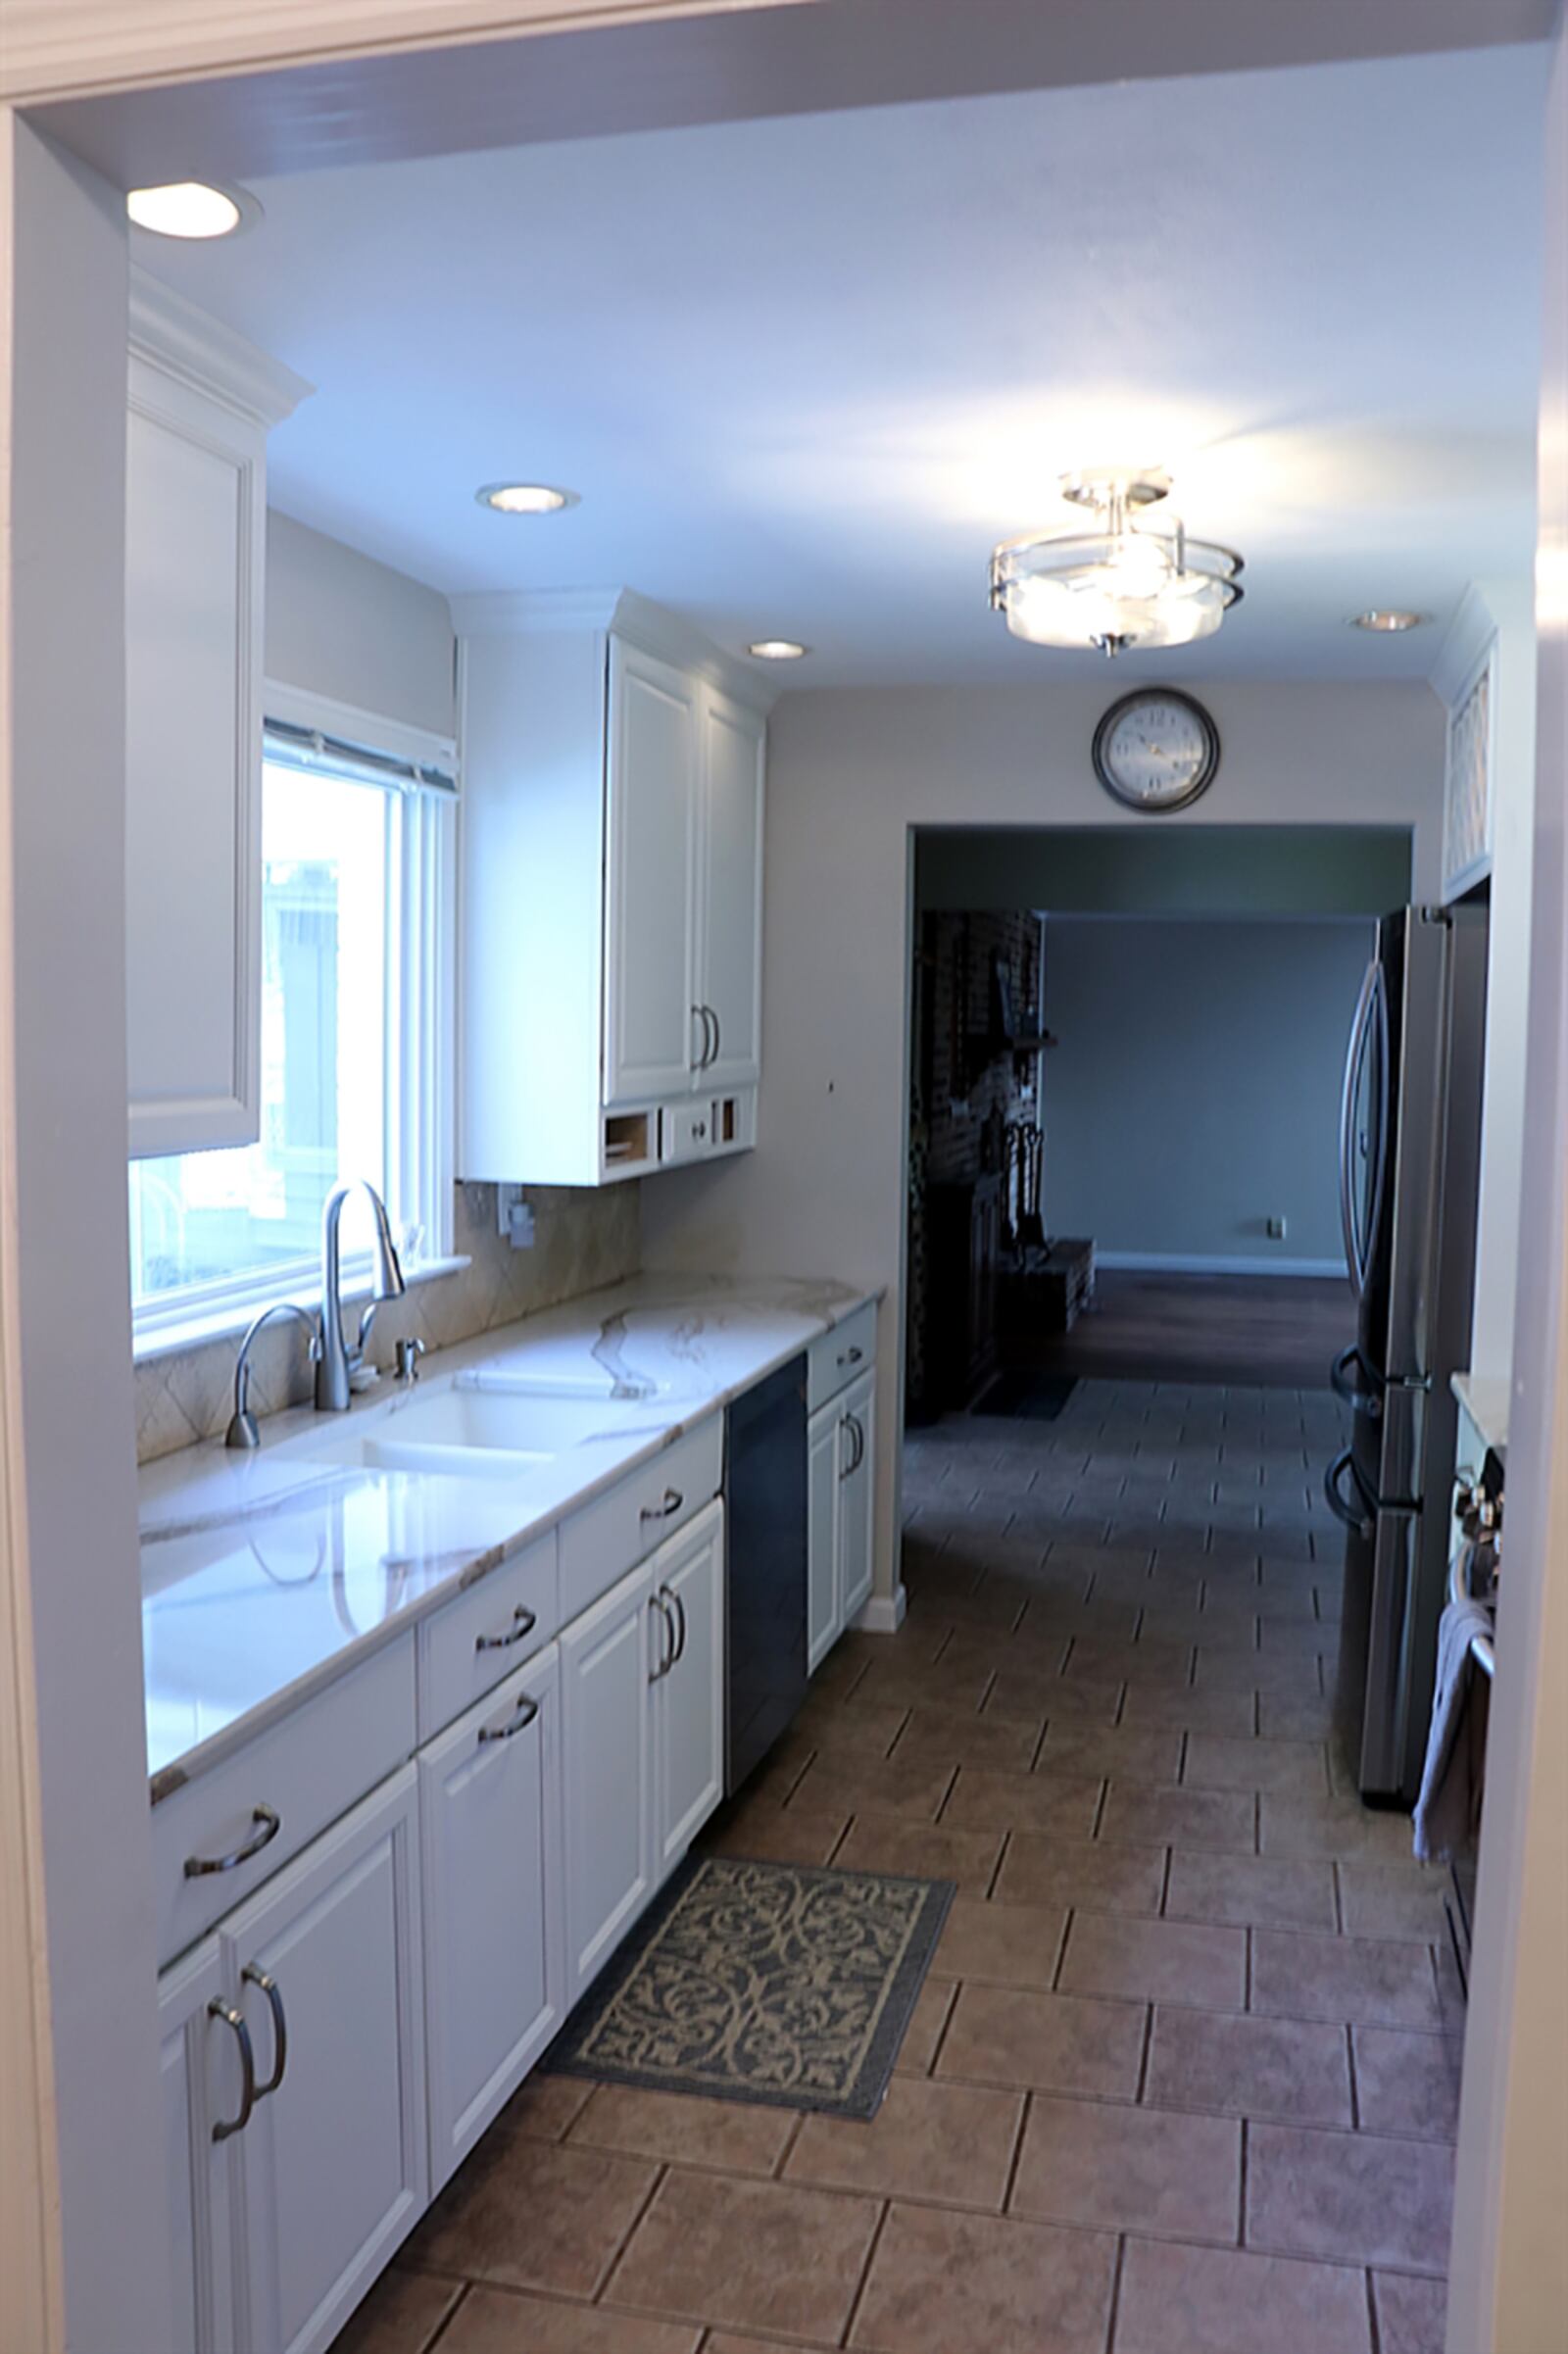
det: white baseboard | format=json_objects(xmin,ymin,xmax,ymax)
[
  {"xmin": 1094, "ymin": 1251, "xmax": 1348, "ymax": 1279},
  {"xmin": 853, "ymin": 1586, "xmax": 907, "ymax": 1636}
]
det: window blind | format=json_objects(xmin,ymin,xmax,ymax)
[{"xmin": 264, "ymin": 717, "xmax": 458, "ymax": 797}]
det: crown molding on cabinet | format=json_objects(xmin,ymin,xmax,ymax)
[
  {"xmin": 128, "ymin": 268, "xmax": 314, "ymax": 428},
  {"xmin": 449, "ymin": 586, "xmax": 780, "ymax": 713}
]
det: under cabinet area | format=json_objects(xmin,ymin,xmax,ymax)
[
  {"xmin": 455, "ymin": 589, "xmax": 767, "ymax": 1186},
  {"xmin": 559, "ymin": 1557, "xmax": 659, "ymax": 2003},
  {"xmin": 807, "ymin": 1309, "xmax": 879, "ymax": 1672}
]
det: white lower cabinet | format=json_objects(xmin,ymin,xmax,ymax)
[
  {"xmin": 650, "ymin": 1499, "xmax": 726, "ymax": 1874},
  {"xmin": 418, "ymin": 1646, "xmax": 564, "ymax": 2191},
  {"xmin": 807, "ymin": 1370, "xmax": 876, "ymax": 1670},
  {"xmin": 560, "ymin": 1559, "xmax": 658, "ymax": 2003},
  {"xmin": 223, "ymin": 1766, "xmax": 427, "ymax": 2354},
  {"xmin": 159, "ymin": 1937, "xmax": 239, "ymax": 2354}
]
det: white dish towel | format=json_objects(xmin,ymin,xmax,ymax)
[{"xmin": 1412, "ymin": 1588, "xmax": 1494, "ymax": 1863}]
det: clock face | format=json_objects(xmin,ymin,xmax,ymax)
[{"xmin": 1092, "ymin": 689, "xmax": 1220, "ymax": 813}]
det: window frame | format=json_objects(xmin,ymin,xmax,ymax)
[{"xmin": 129, "ymin": 684, "xmax": 459, "ymax": 1356}]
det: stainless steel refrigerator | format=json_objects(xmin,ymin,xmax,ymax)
[{"xmin": 1326, "ymin": 904, "xmax": 1489, "ymax": 1805}]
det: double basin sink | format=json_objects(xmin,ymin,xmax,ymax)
[{"xmin": 285, "ymin": 1371, "xmax": 663, "ymax": 1483}]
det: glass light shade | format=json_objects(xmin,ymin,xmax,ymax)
[{"xmin": 991, "ymin": 520, "xmax": 1243, "ymax": 653}]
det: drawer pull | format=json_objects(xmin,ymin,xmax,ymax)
[
  {"xmin": 184, "ymin": 1804, "xmax": 281, "ymax": 1880},
  {"xmin": 478, "ymin": 1692, "xmax": 541, "ymax": 1743},
  {"xmin": 837, "ymin": 1345, "xmax": 864, "ymax": 1368},
  {"xmin": 475, "ymin": 1602, "xmax": 539, "ymax": 1653},
  {"xmin": 640, "ymin": 1487, "xmax": 684, "ymax": 1522},
  {"xmin": 242, "ymin": 1964, "xmax": 288, "ymax": 2100},
  {"xmin": 207, "ymin": 2000, "xmax": 257, "ymax": 2142}
]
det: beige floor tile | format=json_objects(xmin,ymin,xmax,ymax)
[
  {"xmin": 1114, "ymin": 2236, "xmax": 1373, "ymax": 2354},
  {"xmin": 401, "ymin": 2135, "xmax": 660, "ymax": 2300},
  {"xmin": 702, "ymin": 2338, "xmax": 840, "ymax": 2354},
  {"xmin": 1100, "ymin": 1783, "xmax": 1256, "ymax": 1855},
  {"xmin": 1250, "ymin": 1931, "xmax": 1444, "ymax": 2030},
  {"xmin": 1335, "ymin": 1861, "xmax": 1453, "ymax": 1943},
  {"xmin": 1195, "ymin": 1648, "xmax": 1325, "ymax": 1699},
  {"xmin": 606, "ymin": 2169, "xmax": 879, "ymax": 2342},
  {"xmin": 833, "ymin": 1812, "xmax": 1004, "ymax": 1893},
  {"xmin": 994, "ymin": 1832, "xmax": 1165, "ymax": 1918},
  {"xmin": 331, "ymin": 2269, "xmax": 464, "ymax": 2354},
  {"xmin": 1246, "ymin": 2121, "xmax": 1454, "ymax": 2274},
  {"xmin": 1035, "ymin": 1723, "xmax": 1182, "ymax": 1784},
  {"xmin": 785, "ymin": 2073, "xmax": 1023, "ymax": 2209},
  {"xmin": 890, "ymin": 1703, "xmax": 1042, "ymax": 1772},
  {"xmin": 894, "ymin": 1974, "xmax": 957, "ymax": 2074},
  {"xmin": 989, "ymin": 1672, "xmax": 1125, "ymax": 1725},
  {"xmin": 1183, "ymin": 1734, "xmax": 1330, "ymax": 1794},
  {"xmin": 1351, "ymin": 2028, "xmax": 1464, "ymax": 2141},
  {"xmin": 1057, "ymin": 1911, "xmax": 1247, "ymax": 2010},
  {"xmin": 1146, "ymin": 2005, "xmax": 1353, "ymax": 2127},
  {"xmin": 851, "ymin": 1658, "xmax": 994, "ymax": 1713},
  {"xmin": 943, "ymin": 1765, "xmax": 1102, "ymax": 1837},
  {"xmin": 566, "ymin": 2084, "xmax": 795, "ymax": 2176},
  {"xmin": 1372, "ymin": 2271, "xmax": 1448, "ymax": 2354},
  {"xmin": 703, "ymin": 1803, "xmax": 849, "ymax": 1868},
  {"xmin": 849, "ymin": 2199, "xmax": 1117, "ymax": 2354},
  {"xmin": 1260, "ymin": 1790, "xmax": 1418, "ymax": 1863},
  {"xmin": 935, "ymin": 1894, "xmax": 1067, "ymax": 1988},
  {"xmin": 1258, "ymin": 1693, "xmax": 1338, "ymax": 1741},
  {"xmin": 787, "ymin": 1753, "xmax": 957, "ymax": 1822},
  {"xmin": 935, "ymin": 1981, "xmax": 1146, "ymax": 2098},
  {"xmin": 494, "ymin": 2074, "xmax": 594, "ymax": 2142},
  {"xmin": 792, "ymin": 1692, "xmax": 911, "ymax": 1755},
  {"xmin": 1009, "ymin": 2092, "xmax": 1241, "ymax": 2243},
  {"xmin": 1165, "ymin": 1848, "xmax": 1337, "ymax": 1932},
  {"xmin": 1119, "ymin": 1683, "xmax": 1257, "ymax": 1737},
  {"xmin": 1062, "ymin": 1636, "xmax": 1198, "ymax": 1687},
  {"xmin": 437, "ymin": 2286, "xmax": 701, "ymax": 2353}
]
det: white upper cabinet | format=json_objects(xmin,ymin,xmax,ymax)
[
  {"xmin": 124, "ymin": 273, "xmax": 310, "ymax": 1159},
  {"xmin": 455, "ymin": 590, "xmax": 771, "ymax": 1186}
]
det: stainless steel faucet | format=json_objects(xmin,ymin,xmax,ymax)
[
  {"xmin": 317, "ymin": 1179, "xmax": 406, "ymax": 1412},
  {"xmin": 225, "ymin": 1302, "xmax": 322, "ymax": 1449}
]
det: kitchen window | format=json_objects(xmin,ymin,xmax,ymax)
[{"xmin": 128, "ymin": 710, "xmax": 456, "ymax": 1348}]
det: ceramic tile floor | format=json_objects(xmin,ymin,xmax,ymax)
[{"xmin": 341, "ymin": 1379, "xmax": 1461, "ymax": 2354}]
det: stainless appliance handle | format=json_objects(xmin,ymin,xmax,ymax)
[
  {"xmin": 241, "ymin": 1965, "xmax": 288, "ymax": 2101},
  {"xmin": 208, "ymin": 2000, "xmax": 257, "ymax": 2142},
  {"xmin": 1447, "ymin": 1542, "xmax": 1497, "ymax": 1682},
  {"xmin": 1339, "ymin": 957, "xmax": 1390, "ymax": 1300},
  {"xmin": 1330, "ymin": 1344, "xmax": 1385, "ymax": 1420},
  {"xmin": 1324, "ymin": 1447, "xmax": 1376, "ymax": 1540}
]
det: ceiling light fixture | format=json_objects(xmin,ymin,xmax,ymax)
[
  {"xmin": 474, "ymin": 482, "xmax": 579, "ymax": 515},
  {"xmin": 990, "ymin": 469, "xmax": 1244, "ymax": 658},
  {"xmin": 1349, "ymin": 609, "xmax": 1427, "ymax": 633},
  {"xmin": 747, "ymin": 639, "xmax": 809, "ymax": 661},
  {"xmin": 125, "ymin": 181, "xmax": 257, "ymax": 239}
]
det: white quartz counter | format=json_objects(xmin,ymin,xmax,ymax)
[{"xmin": 142, "ymin": 1272, "xmax": 875, "ymax": 1798}]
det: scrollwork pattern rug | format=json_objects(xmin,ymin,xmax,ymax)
[{"xmin": 547, "ymin": 1855, "xmax": 956, "ymax": 2118}]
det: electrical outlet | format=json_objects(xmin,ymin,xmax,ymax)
[
  {"xmin": 1266, "ymin": 1214, "xmax": 1288, "ymax": 1241},
  {"xmin": 497, "ymin": 1184, "xmax": 536, "ymax": 1250}
]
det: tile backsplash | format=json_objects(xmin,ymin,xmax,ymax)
[{"xmin": 133, "ymin": 1180, "xmax": 641, "ymax": 1464}]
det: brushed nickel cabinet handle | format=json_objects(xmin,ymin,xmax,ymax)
[
  {"xmin": 672, "ymin": 1587, "xmax": 688, "ymax": 1663},
  {"xmin": 649, "ymin": 1594, "xmax": 674, "ymax": 1681},
  {"xmin": 475, "ymin": 1603, "xmax": 538, "ymax": 1652},
  {"xmin": 208, "ymin": 2000, "xmax": 257, "ymax": 2142},
  {"xmin": 184, "ymin": 1804, "xmax": 280, "ymax": 1880},
  {"xmin": 837, "ymin": 1345, "xmax": 863, "ymax": 1369},
  {"xmin": 478, "ymin": 1692, "xmax": 541, "ymax": 1743},
  {"xmin": 242, "ymin": 1964, "xmax": 287, "ymax": 2101},
  {"xmin": 691, "ymin": 1005, "xmax": 708, "ymax": 1071},
  {"xmin": 640, "ymin": 1487, "xmax": 683, "ymax": 1522}
]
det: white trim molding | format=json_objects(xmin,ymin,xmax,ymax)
[
  {"xmin": 853, "ymin": 1586, "xmax": 906, "ymax": 1637},
  {"xmin": 1094, "ymin": 1251, "xmax": 1349, "ymax": 1279},
  {"xmin": 128, "ymin": 268, "xmax": 313, "ymax": 428},
  {"xmin": 450, "ymin": 585, "xmax": 777, "ymax": 715}
]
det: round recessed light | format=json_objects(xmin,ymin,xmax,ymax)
[
  {"xmin": 125, "ymin": 181, "xmax": 258, "ymax": 239},
  {"xmin": 1350, "ymin": 610, "xmax": 1427, "ymax": 633},
  {"xmin": 747, "ymin": 639, "xmax": 810, "ymax": 661},
  {"xmin": 475, "ymin": 482, "xmax": 579, "ymax": 515}
]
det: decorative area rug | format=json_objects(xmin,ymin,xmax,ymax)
[{"xmin": 546, "ymin": 1854, "xmax": 955, "ymax": 2119}]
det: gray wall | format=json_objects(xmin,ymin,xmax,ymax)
[
  {"xmin": 265, "ymin": 509, "xmax": 456, "ymax": 739},
  {"xmin": 1042, "ymin": 915, "xmax": 1374, "ymax": 1271}
]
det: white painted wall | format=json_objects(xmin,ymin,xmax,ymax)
[
  {"xmin": 1446, "ymin": 19, "xmax": 1568, "ymax": 2351},
  {"xmin": 1041, "ymin": 916, "xmax": 1372, "ymax": 1272},
  {"xmin": 2, "ymin": 122, "xmax": 169, "ymax": 2353},
  {"xmin": 642, "ymin": 678, "xmax": 1446, "ymax": 1600},
  {"xmin": 266, "ymin": 509, "xmax": 455, "ymax": 741}
]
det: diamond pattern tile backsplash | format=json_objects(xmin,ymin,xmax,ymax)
[{"xmin": 132, "ymin": 1180, "xmax": 641, "ymax": 1464}]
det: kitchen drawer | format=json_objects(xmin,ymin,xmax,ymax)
[
  {"xmin": 150, "ymin": 1634, "xmax": 416, "ymax": 1970},
  {"xmin": 416, "ymin": 1530, "xmax": 559, "ymax": 1741},
  {"xmin": 559, "ymin": 1417, "xmax": 723, "ymax": 1625},
  {"xmin": 808, "ymin": 1302, "xmax": 876, "ymax": 1413}
]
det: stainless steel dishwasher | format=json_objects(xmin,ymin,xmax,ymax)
[{"xmin": 724, "ymin": 1354, "xmax": 808, "ymax": 1792}]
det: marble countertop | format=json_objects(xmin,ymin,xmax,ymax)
[
  {"xmin": 142, "ymin": 1272, "xmax": 876, "ymax": 1798},
  {"xmin": 1450, "ymin": 1369, "xmax": 1510, "ymax": 1460}
]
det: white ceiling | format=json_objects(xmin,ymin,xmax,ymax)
[{"xmin": 141, "ymin": 45, "xmax": 1547, "ymax": 688}]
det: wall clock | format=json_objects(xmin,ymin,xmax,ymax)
[{"xmin": 1091, "ymin": 687, "xmax": 1220, "ymax": 814}]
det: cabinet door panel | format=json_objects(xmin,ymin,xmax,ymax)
[
  {"xmin": 560, "ymin": 1562, "xmax": 656, "ymax": 2000},
  {"xmin": 160, "ymin": 1938, "xmax": 238, "ymax": 2354},
  {"xmin": 839, "ymin": 1371, "xmax": 876, "ymax": 1625},
  {"xmin": 697, "ymin": 689, "xmax": 764, "ymax": 1091},
  {"xmin": 604, "ymin": 639, "xmax": 699, "ymax": 1106},
  {"xmin": 652, "ymin": 1500, "xmax": 725, "ymax": 1873},
  {"xmin": 807, "ymin": 1403, "xmax": 842, "ymax": 1675},
  {"xmin": 224, "ymin": 1768, "xmax": 425, "ymax": 2354},
  {"xmin": 419, "ymin": 1648, "xmax": 564, "ymax": 2191}
]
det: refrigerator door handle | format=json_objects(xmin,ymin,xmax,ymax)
[
  {"xmin": 1329, "ymin": 1344, "xmax": 1385, "ymax": 1420},
  {"xmin": 1339, "ymin": 956, "xmax": 1390, "ymax": 1300},
  {"xmin": 1324, "ymin": 1447, "xmax": 1377, "ymax": 1540}
]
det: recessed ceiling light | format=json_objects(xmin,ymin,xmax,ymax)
[
  {"xmin": 475, "ymin": 482, "xmax": 579, "ymax": 515},
  {"xmin": 1350, "ymin": 610, "xmax": 1427, "ymax": 633},
  {"xmin": 747, "ymin": 639, "xmax": 810, "ymax": 661},
  {"xmin": 125, "ymin": 182, "xmax": 258, "ymax": 239}
]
